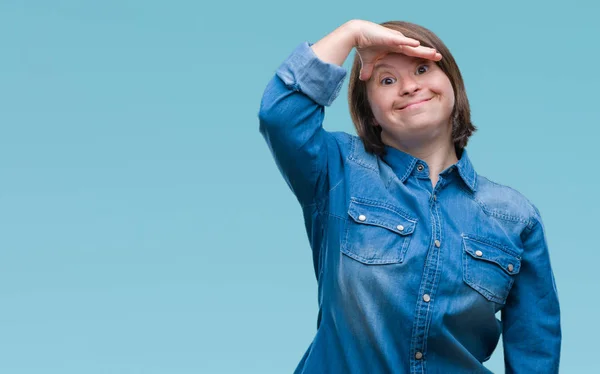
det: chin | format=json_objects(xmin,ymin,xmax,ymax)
[
  {"xmin": 383, "ymin": 117, "xmax": 448, "ymax": 140},
  {"xmin": 400, "ymin": 118, "xmax": 445, "ymax": 132}
]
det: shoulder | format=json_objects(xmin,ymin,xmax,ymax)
[
  {"xmin": 328, "ymin": 131, "xmax": 356, "ymax": 146},
  {"xmin": 325, "ymin": 131, "xmax": 360, "ymax": 158},
  {"xmin": 473, "ymin": 174, "xmax": 541, "ymax": 228}
]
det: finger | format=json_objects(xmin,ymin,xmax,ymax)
[
  {"xmin": 396, "ymin": 37, "xmax": 420, "ymax": 47},
  {"xmin": 389, "ymin": 30, "xmax": 420, "ymax": 47},
  {"xmin": 359, "ymin": 63, "xmax": 374, "ymax": 81},
  {"xmin": 400, "ymin": 45, "xmax": 442, "ymax": 61}
]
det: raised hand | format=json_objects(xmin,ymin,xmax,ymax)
[{"xmin": 352, "ymin": 20, "xmax": 442, "ymax": 81}]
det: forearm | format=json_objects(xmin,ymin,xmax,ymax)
[
  {"xmin": 258, "ymin": 41, "xmax": 346, "ymax": 205},
  {"xmin": 310, "ymin": 20, "xmax": 358, "ymax": 67},
  {"xmin": 502, "ymin": 211, "xmax": 561, "ymax": 372}
]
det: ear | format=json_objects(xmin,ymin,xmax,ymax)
[{"xmin": 371, "ymin": 118, "xmax": 380, "ymax": 127}]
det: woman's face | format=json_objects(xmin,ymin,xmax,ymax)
[{"xmin": 366, "ymin": 52, "xmax": 455, "ymax": 147}]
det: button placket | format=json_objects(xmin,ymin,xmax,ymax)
[{"xmin": 410, "ymin": 175, "xmax": 442, "ymax": 371}]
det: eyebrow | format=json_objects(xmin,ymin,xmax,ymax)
[{"xmin": 373, "ymin": 58, "xmax": 430, "ymax": 72}]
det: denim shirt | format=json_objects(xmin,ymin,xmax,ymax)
[{"xmin": 258, "ymin": 42, "xmax": 561, "ymax": 374}]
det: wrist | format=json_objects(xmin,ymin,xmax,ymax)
[
  {"xmin": 342, "ymin": 19, "xmax": 361, "ymax": 47},
  {"xmin": 311, "ymin": 20, "xmax": 359, "ymax": 66}
]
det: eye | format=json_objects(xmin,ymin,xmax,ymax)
[
  {"xmin": 416, "ymin": 64, "xmax": 429, "ymax": 75},
  {"xmin": 380, "ymin": 77, "xmax": 396, "ymax": 86}
]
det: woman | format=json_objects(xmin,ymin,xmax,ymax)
[{"xmin": 258, "ymin": 19, "xmax": 560, "ymax": 373}]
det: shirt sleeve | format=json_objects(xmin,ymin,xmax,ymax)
[
  {"xmin": 258, "ymin": 42, "xmax": 347, "ymax": 206},
  {"xmin": 502, "ymin": 206, "xmax": 561, "ymax": 373}
]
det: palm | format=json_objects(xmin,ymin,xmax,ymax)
[{"xmin": 352, "ymin": 21, "xmax": 441, "ymax": 81}]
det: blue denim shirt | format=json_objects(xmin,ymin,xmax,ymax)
[{"xmin": 258, "ymin": 42, "xmax": 561, "ymax": 374}]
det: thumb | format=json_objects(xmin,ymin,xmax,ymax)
[{"xmin": 359, "ymin": 63, "xmax": 374, "ymax": 81}]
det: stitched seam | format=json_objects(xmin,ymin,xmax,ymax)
[
  {"xmin": 524, "ymin": 215, "xmax": 539, "ymax": 232},
  {"xmin": 457, "ymin": 184, "xmax": 529, "ymax": 224},
  {"xmin": 327, "ymin": 211, "xmax": 345, "ymax": 220},
  {"xmin": 463, "ymin": 235, "xmax": 521, "ymax": 259},
  {"xmin": 464, "ymin": 250, "xmax": 520, "ymax": 274},
  {"xmin": 348, "ymin": 137, "xmax": 378, "ymax": 171},
  {"xmin": 463, "ymin": 252, "xmax": 506, "ymax": 304},
  {"xmin": 479, "ymin": 176, "xmax": 537, "ymax": 223},
  {"xmin": 341, "ymin": 228, "xmax": 406, "ymax": 264},
  {"xmin": 421, "ymin": 199, "xmax": 443, "ymax": 360},
  {"xmin": 471, "ymin": 276, "xmax": 511, "ymax": 304},
  {"xmin": 350, "ymin": 197, "xmax": 418, "ymax": 222},
  {"xmin": 435, "ymin": 193, "xmax": 443, "ymax": 250},
  {"xmin": 350, "ymin": 218, "xmax": 414, "ymax": 234},
  {"xmin": 400, "ymin": 158, "xmax": 417, "ymax": 182},
  {"xmin": 328, "ymin": 177, "xmax": 343, "ymax": 193},
  {"xmin": 410, "ymin": 206, "xmax": 437, "ymax": 359}
]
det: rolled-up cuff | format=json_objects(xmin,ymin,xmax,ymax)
[{"xmin": 275, "ymin": 42, "xmax": 347, "ymax": 107}]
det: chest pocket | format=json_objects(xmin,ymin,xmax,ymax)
[
  {"xmin": 341, "ymin": 198, "xmax": 417, "ymax": 265},
  {"xmin": 462, "ymin": 235, "xmax": 521, "ymax": 304}
]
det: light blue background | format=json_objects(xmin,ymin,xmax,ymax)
[{"xmin": 1, "ymin": 0, "xmax": 597, "ymax": 372}]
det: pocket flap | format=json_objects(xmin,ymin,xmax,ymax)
[
  {"xmin": 462, "ymin": 236, "xmax": 521, "ymax": 275},
  {"xmin": 348, "ymin": 198, "xmax": 416, "ymax": 235}
]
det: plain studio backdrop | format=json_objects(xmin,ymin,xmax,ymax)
[{"xmin": 0, "ymin": 0, "xmax": 597, "ymax": 373}]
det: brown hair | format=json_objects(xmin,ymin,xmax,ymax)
[{"xmin": 348, "ymin": 20, "xmax": 476, "ymax": 156}]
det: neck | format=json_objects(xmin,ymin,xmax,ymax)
[{"xmin": 382, "ymin": 131, "xmax": 459, "ymax": 188}]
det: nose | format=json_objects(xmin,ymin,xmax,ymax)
[{"xmin": 398, "ymin": 75, "xmax": 420, "ymax": 96}]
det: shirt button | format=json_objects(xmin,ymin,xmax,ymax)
[
  {"xmin": 433, "ymin": 195, "xmax": 437, "ymax": 201},
  {"xmin": 358, "ymin": 214, "xmax": 366, "ymax": 221},
  {"xmin": 507, "ymin": 264, "xmax": 514, "ymax": 272},
  {"xmin": 423, "ymin": 294, "xmax": 431, "ymax": 302},
  {"xmin": 416, "ymin": 164, "xmax": 424, "ymax": 171},
  {"xmin": 475, "ymin": 250, "xmax": 483, "ymax": 257},
  {"xmin": 434, "ymin": 240, "xmax": 441, "ymax": 248},
  {"xmin": 397, "ymin": 224, "xmax": 404, "ymax": 231},
  {"xmin": 415, "ymin": 351, "xmax": 423, "ymax": 360}
]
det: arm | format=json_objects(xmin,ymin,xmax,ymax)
[
  {"xmin": 257, "ymin": 21, "xmax": 356, "ymax": 206},
  {"xmin": 502, "ymin": 207, "xmax": 561, "ymax": 373}
]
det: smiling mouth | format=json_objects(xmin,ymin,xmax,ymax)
[{"xmin": 398, "ymin": 98, "xmax": 432, "ymax": 110}]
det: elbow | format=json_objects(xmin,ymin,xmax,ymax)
[
  {"xmin": 258, "ymin": 78, "xmax": 287, "ymax": 136},
  {"xmin": 258, "ymin": 100, "xmax": 276, "ymax": 136}
]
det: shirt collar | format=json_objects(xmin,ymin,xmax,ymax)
[
  {"xmin": 454, "ymin": 148, "xmax": 478, "ymax": 192},
  {"xmin": 382, "ymin": 145, "xmax": 478, "ymax": 192}
]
